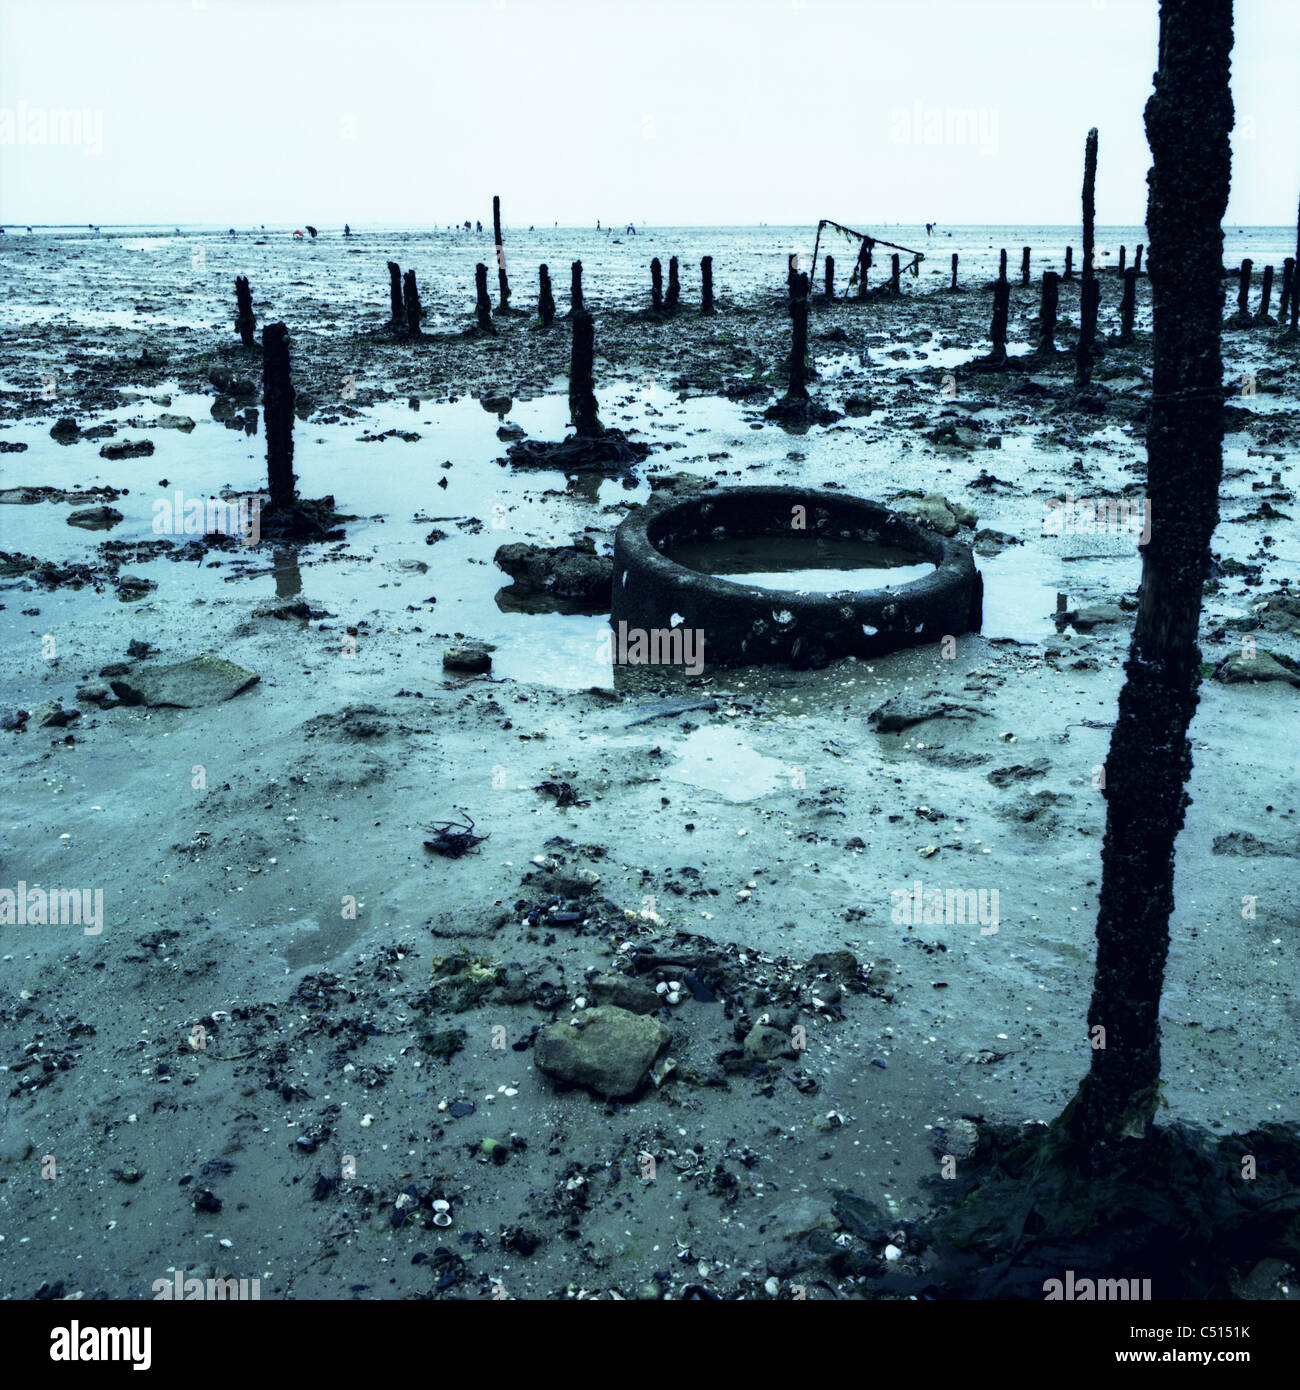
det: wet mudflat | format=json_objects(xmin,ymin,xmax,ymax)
[{"xmin": 0, "ymin": 227, "xmax": 1297, "ymax": 1300}]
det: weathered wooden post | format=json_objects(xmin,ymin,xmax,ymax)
[
  {"xmin": 1286, "ymin": 196, "xmax": 1300, "ymax": 339},
  {"xmin": 1065, "ymin": 0, "xmax": 1233, "ymax": 1148},
  {"xmin": 538, "ymin": 264, "xmax": 555, "ymax": 328},
  {"xmin": 1076, "ymin": 127, "xmax": 1100, "ymax": 385},
  {"xmin": 1118, "ymin": 244, "xmax": 1127, "ymax": 274},
  {"xmin": 1021, "ymin": 246, "xmax": 1031, "ymax": 285},
  {"xmin": 786, "ymin": 270, "xmax": 810, "ymax": 400},
  {"xmin": 1120, "ymin": 266, "xmax": 1138, "ymax": 343},
  {"xmin": 569, "ymin": 310, "xmax": 602, "ymax": 438},
  {"xmin": 1278, "ymin": 256, "xmax": 1296, "ymax": 326},
  {"xmin": 787, "ymin": 253, "xmax": 798, "ymax": 299},
  {"xmin": 989, "ymin": 277, "xmax": 1010, "ymax": 363},
  {"xmin": 570, "ymin": 260, "xmax": 584, "ymax": 316},
  {"xmin": 999, "ymin": 248, "xmax": 1008, "ymax": 283},
  {"xmin": 402, "ymin": 269, "xmax": 421, "ymax": 336},
  {"xmin": 387, "ymin": 262, "xmax": 402, "ymax": 324},
  {"xmin": 1255, "ymin": 264, "xmax": 1275, "ymax": 324},
  {"xmin": 1231, "ymin": 257, "xmax": 1252, "ymax": 323},
  {"xmin": 492, "ymin": 195, "xmax": 510, "ymax": 313},
  {"xmin": 951, "ymin": 252, "xmax": 959, "ymax": 290},
  {"xmin": 665, "ymin": 255, "xmax": 680, "ymax": 314},
  {"xmin": 889, "ymin": 253, "xmax": 901, "ymax": 295},
  {"xmin": 1135, "ymin": 244, "xmax": 1144, "ymax": 273},
  {"xmin": 1039, "ymin": 270, "xmax": 1060, "ymax": 352},
  {"xmin": 856, "ymin": 240, "xmax": 871, "ymax": 298},
  {"xmin": 475, "ymin": 263, "xmax": 495, "ymax": 332},
  {"xmin": 263, "ymin": 322, "xmax": 295, "ymax": 511},
  {"xmin": 1064, "ymin": 245, "xmax": 1074, "ymax": 280},
  {"xmin": 650, "ymin": 257, "xmax": 663, "ymax": 314},
  {"xmin": 824, "ymin": 254, "xmax": 834, "ymax": 300},
  {"xmin": 701, "ymin": 256, "xmax": 715, "ymax": 314},
  {"xmin": 235, "ymin": 275, "xmax": 255, "ymax": 347}
]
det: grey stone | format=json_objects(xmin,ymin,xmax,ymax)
[
  {"xmin": 534, "ymin": 1006, "xmax": 670, "ymax": 1099},
  {"xmin": 766, "ymin": 1196, "xmax": 839, "ymax": 1243},
  {"xmin": 443, "ymin": 641, "xmax": 494, "ymax": 674},
  {"xmin": 110, "ymin": 653, "xmax": 260, "ymax": 708},
  {"xmin": 588, "ymin": 974, "xmax": 663, "ymax": 1015},
  {"xmin": 67, "ymin": 506, "xmax": 123, "ymax": 531}
]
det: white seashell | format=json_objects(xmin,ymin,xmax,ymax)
[
  {"xmin": 656, "ymin": 981, "xmax": 670, "ymax": 996},
  {"xmin": 666, "ymin": 992, "xmax": 681, "ymax": 1006},
  {"xmin": 432, "ymin": 1199, "xmax": 450, "ymax": 1212},
  {"xmin": 433, "ymin": 1212, "xmax": 452, "ymax": 1227},
  {"xmin": 764, "ymin": 1276, "xmax": 780, "ymax": 1297},
  {"xmin": 884, "ymin": 1243, "xmax": 902, "ymax": 1261},
  {"xmin": 667, "ymin": 981, "xmax": 681, "ymax": 992}
]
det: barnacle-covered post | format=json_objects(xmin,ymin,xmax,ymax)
[
  {"xmin": 570, "ymin": 310, "xmax": 603, "ymax": 438},
  {"xmin": 538, "ymin": 264, "xmax": 556, "ymax": 327},
  {"xmin": 700, "ymin": 256, "xmax": 715, "ymax": 314},
  {"xmin": 475, "ymin": 263, "xmax": 495, "ymax": 332},
  {"xmin": 403, "ymin": 269, "xmax": 422, "ymax": 336},
  {"xmin": 650, "ymin": 257, "xmax": 663, "ymax": 314},
  {"xmin": 387, "ymin": 262, "xmax": 402, "ymax": 324},
  {"xmin": 786, "ymin": 270, "xmax": 810, "ymax": 400},
  {"xmin": 493, "ymin": 195, "xmax": 511, "ymax": 313},
  {"xmin": 664, "ymin": 255, "xmax": 680, "ymax": 314},
  {"xmin": 263, "ymin": 322, "xmax": 296, "ymax": 511},
  {"xmin": 1120, "ymin": 266, "xmax": 1138, "ymax": 343},
  {"xmin": 1039, "ymin": 270, "xmax": 1060, "ymax": 352},
  {"xmin": 823, "ymin": 254, "xmax": 834, "ymax": 299},
  {"xmin": 235, "ymin": 275, "xmax": 256, "ymax": 347},
  {"xmin": 570, "ymin": 260, "xmax": 584, "ymax": 316}
]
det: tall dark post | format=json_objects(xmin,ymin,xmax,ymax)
[
  {"xmin": 492, "ymin": 195, "xmax": 510, "ymax": 313},
  {"xmin": 988, "ymin": 278, "xmax": 1010, "ymax": 363},
  {"xmin": 234, "ymin": 275, "xmax": 255, "ymax": 347},
  {"xmin": 1081, "ymin": 127, "xmax": 1098, "ymax": 275},
  {"xmin": 1118, "ymin": 244, "xmax": 1127, "ymax": 274},
  {"xmin": 387, "ymin": 262, "xmax": 402, "ymax": 324},
  {"xmin": 787, "ymin": 253, "xmax": 798, "ymax": 299},
  {"xmin": 665, "ymin": 256, "xmax": 680, "ymax": 314},
  {"xmin": 700, "ymin": 255, "xmax": 715, "ymax": 314},
  {"xmin": 1287, "ymin": 196, "xmax": 1300, "ymax": 339},
  {"xmin": 402, "ymin": 269, "xmax": 421, "ymax": 336},
  {"xmin": 1064, "ymin": 245, "xmax": 1074, "ymax": 280},
  {"xmin": 1038, "ymin": 270, "xmax": 1060, "ymax": 352},
  {"xmin": 823, "ymin": 255, "xmax": 834, "ymax": 300},
  {"xmin": 856, "ymin": 240, "xmax": 871, "ymax": 299},
  {"xmin": 475, "ymin": 263, "xmax": 495, "ymax": 333},
  {"xmin": 1255, "ymin": 264, "xmax": 1274, "ymax": 324},
  {"xmin": 1135, "ymin": 244, "xmax": 1144, "ymax": 273},
  {"xmin": 889, "ymin": 253, "xmax": 901, "ymax": 295},
  {"xmin": 650, "ymin": 258, "xmax": 663, "ymax": 314},
  {"xmin": 1065, "ymin": 0, "xmax": 1233, "ymax": 1148},
  {"xmin": 1119, "ymin": 266, "xmax": 1138, "ymax": 343},
  {"xmin": 538, "ymin": 264, "xmax": 555, "ymax": 327},
  {"xmin": 1077, "ymin": 127, "xmax": 1100, "ymax": 385},
  {"xmin": 570, "ymin": 260, "xmax": 584, "ymax": 316},
  {"xmin": 786, "ymin": 270, "xmax": 810, "ymax": 401},
  {"xmin": 1232, "ymin": 258, "xmax": 1252, "ymax": 323},
  {"xmin": 951, "ymin": 252, "xmax": 959, "ymax": 290},
  {"xmin": 262, "ymin": 322, "xmax": 296, "ymax": 511},
  {"xmin": 1278, "ymin": 256, "xmax": 1296, "ymax": 326},
  {"xmin": 1020, "ymin": 246, "xmax": 1031, "ymax": 285},
  {"xmin": 998, "ymin": 248, "xmax": 1008, "ymax": 283},
  {"xmin": 569, "ymin": 310, "xmax": 602, "ymax": 438}
]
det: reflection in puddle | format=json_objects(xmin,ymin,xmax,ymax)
[
  {"xmin": 665, "ymin": 725, "xmax": 786, "ymax": 802},
  {"xmin": 670, "ymin": 535, "xmax": 936, "ymax": 593}
]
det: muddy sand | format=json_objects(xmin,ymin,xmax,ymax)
[{"xmin": 1, "ymin": 230, "xmax": 1298, "ymax": 1300}]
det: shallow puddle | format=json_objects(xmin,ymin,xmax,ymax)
[{"xmin": 669, "ymin": 535, "xmax": 936, "ymax": 593}]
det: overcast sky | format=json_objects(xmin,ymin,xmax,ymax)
[{"xmin": 1, "ymin": 0, "xmax": 1296, "ymax": 227}]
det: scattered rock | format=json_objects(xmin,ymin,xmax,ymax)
[
  {"xmin": 1214, "ymin": 650, "xmax": 1300, "ymax": 687},
  {"xmin": 533, "ymin": 1005, "xmax": 670, "ymax": 1099},
  {"xmin": 66, "ymin": 506, "xmax": 124, "ymax": 531},
  {"xmin": 109, "ymin": 653, "xmax": 260, "ymax": 708},
  {"xmin": 869, "ymin": 695, "xmax": 989, "ymax": 733},
  {"xmin": 50, "ymin": 418, "xmax": 80, "ymax": 444},
  {"xmin": 588, "ymin": 974, "xmax": 663, "ymax": 1015},
  {"xmin": 443, "ymin": 641, "xmax": 494, "ymax": 674},
  {"xmin": 100, "ymin": 439, "xmax": 154, "ymax": 461}
]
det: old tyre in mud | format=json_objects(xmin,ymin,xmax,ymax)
[{"xmin": 610, "ymin": 485, "xmax": 982, "ymax": 671}]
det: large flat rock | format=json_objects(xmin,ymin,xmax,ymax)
[
  {"xmin": 110, "ymin": 653, "xmax": 260, "ymax": 708},
  {"xmin": 534, "ymin": 1005, "xmax": 669, "ymax": 1099}
]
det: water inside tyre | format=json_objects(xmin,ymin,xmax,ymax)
[{"xmin": 668, "ymin": 536, "xmax": 937, "ymax": 594}]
